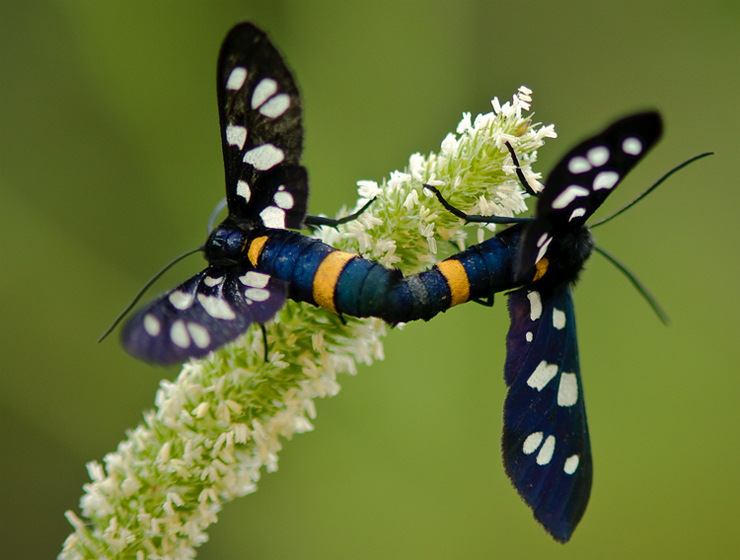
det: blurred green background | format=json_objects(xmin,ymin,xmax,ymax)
[{"xmin": 1, "ymin": 1, "xmax": 738, "ymax": 558}]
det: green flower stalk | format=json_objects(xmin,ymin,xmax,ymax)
[{"xmin": 60, "ymin": 87, "xmax": 556, "ymax": 559}]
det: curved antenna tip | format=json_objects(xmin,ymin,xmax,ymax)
[
  {"xmin": 591, "ymin": 152, "xmax": 713, "ymax": 228},
  {"xmin": 97, "ymin": 246, "xmax": 204, "ymax": 343},
  {"xmin": 593, "ymin": 245, "xmax": 670, "ymax": 325}
]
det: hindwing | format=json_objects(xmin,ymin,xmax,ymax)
[
  {"xmin": 122, "ymin": 267, "xmax": 287, "ymax": 365},
  {"xmin": 503, "ymin": 286, "xmax": 591, "ymax": 543}
]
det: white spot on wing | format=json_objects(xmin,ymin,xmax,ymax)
[
  {"xmin": 170, "ymin": 320, "xmax": 190, "ymax": 348},
  {"xmin": 260, "ymin": 206, "xmax": 286, "ymax": 229},
  {"xmin": 245, "ymin": 287, "xmax": 270, "ymax": 302},
  {"xmin": 552, "ymin": 185, "xmax": 589, "ymax": 209},
  {"xmin": 522, "ymin": 432, "xmax": 543, "ymax": 454},
  {"xmin": 536, "ymin": 237, "xmax": 552, "ymax": 263},
  {"xmin": 593, "ymin": 170, "xmax": 620, "ymax": 190},
  {"xmin": 251, "ymin": 78, "xmax": 278, "ymax": 109},
  {"xmin": 197, "ymin": 294, "xmax": 236, "ymax": 320},
  {"xmin": 243, "ymin": 144, "xmax": 285, "ymax": 171},
  {"xmin": 557, "ymin": 372, "xmax": 578, "ymax": 406},
  {"xmin": 144, "ymin": 314, "xmax": 160, "ymax": 336},
  {"xmin": 259, "ymin": 93, "xmax": 290, "ymax": 118},
  {"xmin": 204, "ymin": 276, "xmax": 223, "ymax": 287},
  {"xmin": 526, "ymin": 331, "xmax": 533, "ymax": 342},
  {"xmin": 569, "ymin": 207, "xmax": 587, "ymax": 222},
  {"xmin": 622, "ymin": 136, "xmax": 643, "ymax": 155},
  {"xmin": 187, "ymin": 322, "xmax": 210, "ymax": 349},
  {"xmin": 564, "ymin": 454, "xmax": 580, "ymax": 475},
  {"xmin": 567, "ymin": 156, "xmax": 591, "ymax": 174},
  {"xmin": 553, "ymin": 308, "xmax": 566, "ymax": 330},
  {"xmin": 527, "ymin": 360, "xmax": 558, "ymax": 391},
  {"xmin": 536, "ymin": 435, "xmax": 556, "ymax": 465},
  {"xmin": 169, "ymin": 291, "xmax": 194, "ymax": 310},
  {"xmin": 273, "ymin": 190, "xmax": 294, "ymax": 209},
  {"xmin": 239, "ymin": 271, "xmax": 270, "ymax": 288},
  {"xmin": 237, "ymin": 180, "xmax": 251, "ymax": 202},
  {"xmin": 226, "ymin": 124, "xmax": 247, "ymax": 149},
  {"xmin": 587, "ymin": 146, "xmax": 609, "ymax": 167},
  {"xmin": 226, "ymin": 67, "xmax": 247, "ymax": 90},
  {"xmin": 528, "ymin": 291, "xmax": 542, "ymax": 320}
]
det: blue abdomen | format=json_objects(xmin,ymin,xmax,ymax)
[{"xmin": 255, "ymin": 227, "xmax": 523, "ymax": 324}]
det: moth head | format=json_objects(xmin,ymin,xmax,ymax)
[{"xmin": 204, "ymin": 216, "xmax": 253, "ymax": 266}]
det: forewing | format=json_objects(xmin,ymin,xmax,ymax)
[
  {"xmin": 217, "ymin": 23, "xmax": 308, "ymax": 228},
  {"xmin": 502, "ymin": 286, "xmax": 592, "ymax": 543},
  {"xmin": 518, "ymin": 112, "xmax": 662, "ymax": 276},
  {"xmin": 121, "ymin": 266, "xmax": 287, "ymax": 365}
]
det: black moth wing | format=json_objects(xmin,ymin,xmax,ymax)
[
  {"xmin": 503, "ymin": 286, "xmax": 592, "ymax": 543},
  {"xmin": 218, "ymin": 23, "xmax": 308, "ymax": 229},
  {"xmin": 517, "ymin": 112, "xmax": 663, "ymax": 278},
  {"xmin": 121, "ymin": 267, "xmax": 287, "ymax": 365}
]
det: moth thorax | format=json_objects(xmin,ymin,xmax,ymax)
[
  {"xmin": 545, "ymin": 226, "xmax": 595, "ymax": 288},
  {"xmin": 204, "ymin": 218, "xmax": 252, "ymax": 266}
]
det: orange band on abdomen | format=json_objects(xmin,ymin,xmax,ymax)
[
  {"xmin": 437, "ymin": 259, "xmax": 470, "ymax": 307},
  {"xmin": 247, "ymin": 236, "xmax": 269, "ymax": 267},
  {"xmin": 312, "ymin": 251, "xmax": 356, "ymax": 314}
]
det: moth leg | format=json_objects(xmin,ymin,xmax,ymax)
[
  {"xmin": 423, "ymin": 185, "xmax": 532, "ymax": 225},
  {"xmin": 472, "ymin": 292, "xmax": 495, "ymax": 307},
  {"xmin": 504, "ymin": 141, "xmax": 538, "ymax": 196},
  {"xmin": 303, "ymin": 197, "xmax": 376, "ymax": 228},
  {"xmin": 259, "ymin": 323, "xmax": 269, "ymax": 362}
]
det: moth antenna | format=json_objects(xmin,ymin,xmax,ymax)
[
  {"xmin": 591, "ymin": 152, "xmax": 713, "ymax": 228},
  {"xmin": 593, "ymin": 245, "xmax": 669, "ymax": 325},
  {"xmin": 208, "ymin": 198, "xmax": 228, "ymax": 233},
  {"xmin": 98, "ymin": 246, "xmax": 204, "ymax": 343}
]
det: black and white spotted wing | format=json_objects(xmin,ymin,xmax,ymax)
[
  {"xmin": 122, "ymin": 268, "xmax": 287, "ymax": 365},
  {"xmin": 516, "ymin": 113, "xmax": 662, "ymax": 280},
  {"xmin": 217, "ymin": 23, "xmax": 309, "ymax": 229},
  {"xmin": 503, "ymin": 286, "xmax": 591, "ymax": 543}
]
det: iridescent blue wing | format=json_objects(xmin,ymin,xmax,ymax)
[
  {"xmin": 516, "ymin": 112, "xmax": 662, "ymax": 279},
  {"xmin": 217, "ymin": 23, "xmax": 308, "ymax": 229},
  {"xmin": 121, "ymin": 268, "xmax": 287, "ymax": 365},
  {"xmin": 503, "ymin": 286, "xmax": 591, "ymax": 543}
]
